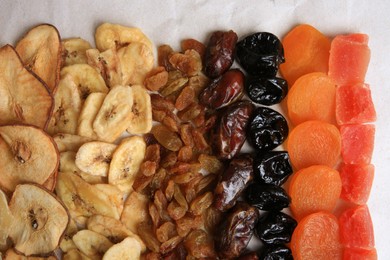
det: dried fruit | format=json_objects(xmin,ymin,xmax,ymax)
[
  {"xmin": 245, "ymin": 76, "xmax": 288, "ymax": 106},
  {"xmin": 245, "ymin": 183, "xmax": 290, "ymax": 211}
]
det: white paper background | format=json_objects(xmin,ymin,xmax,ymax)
[{"xmin": 0, "ymin": 0, "xmax": 389, "ymax": 258}]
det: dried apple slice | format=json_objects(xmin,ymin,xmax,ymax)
[
  {"xmin": 8, "ymin": 184, "xmax": 69, "ymax": 256},
  {"xmin": 0, "ymin": 45, "xmax": 53, "ymax": 129},
  {"xmin": 15, "ymin": 24, "xmax": 61, "ymax": 93},
  {"xmin": 0, "ymin": 125, "xmax": 59, "ymax": 192},
  {"xmin": 0, "ymin": 189, "xmax": 13, "ymax": 252},
  {"xmin": 4, "ymin": 248, "xmax": 57, "ymax": 259}
]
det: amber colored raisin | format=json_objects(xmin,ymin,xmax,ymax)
[
  {"xmin": 152, "ymin": 124, "xmax": 183, "ymax": 152},
  {"xmin": 181, "ymin": 38, "xmax": 206, "ymax": 58}
]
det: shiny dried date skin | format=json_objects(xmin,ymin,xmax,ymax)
[
  {"xmin": 248, "ymin": 107, "xmax": 288, "ymax": 152},
  {"xmin": 259, "ymin": 245, "xmax": 293, "ymax": 260},
  {"xmin": 253, "ymin": 151, "xmax": 293, "ymax": 186},
  {"xmin": 245, "ymin": 183, "xmax": 290, "ymax": 211},
  {"xmin": 255, "ymin": 211, "xmax": 297, "ymax": 245},
  {"xmin": 214, "ymin": 154, "xmax": 254, "ymax": 212},
  {"xmin": 245, "ymin": 77, "xmax": 288, "ymax": 106},
  {"xmin": 204, "ymin": 30, "xmax": 238, "ymax": 78},
  {"xmin": 199, "ymin": 69, "xmax": 245, "ymax": 109},
  {"xmin": 236, "ymin": 32, "xmax": 284, "ymax": 77},
  {"xmin": 215, "ymin": 202, "xmax": 259, "ymax": 259},
  {"xmin": 212, "ymin": 101, "xmax": 254, "ymax": 160}
]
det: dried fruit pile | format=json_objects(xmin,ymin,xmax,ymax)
[{"xmin": 0, "ymin": 22, "xmax": 376, "ymax": 260}]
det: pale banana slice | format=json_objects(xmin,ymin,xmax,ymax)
[
  {"xmin": 73, "ymin": 230, "xmax": 113, "ymax": 259},
  {"xmin": 60, "ymin": 217, "xmax": 79, "ymax": 253},
  {"xmin": 62, "ymin": 37, "xmax": 92, "ymax": 66},
  {"xmin": 86, "ymin": 48, "xmax": 122, "ymax": 89},
  {"xmin": 93, "ymin": 85, "xmax": 133, "ymax": 143},
  {"xmin": 126, "ymin": 85, "xmax": 152, "ymax": 134},
  {"xmin": 0, "ymin": 190, "xmax": 13, "ymax": 252},
  {"xmin": 60, "ymin": 64, "xmax": 109, "ymax": 101},
  {"xmin": 86, "ymin": 214, "xmax": 145, "ymax": 251},
  {"xmin": 63, "ymin": 249, "xmax": 92, "ymax": 260},
  {"xmin": 94, "ymin": 184, "xmax": 124, "ymax": 216},
  {"xmin": 60, "ymin": 151, "xmax": 106, "ymax": 184},
  {"xmin": 117, "ymin": 42, "xmax": 154, "ymax": 85},
  {"xmin": 120, "ymin": 191, "xmax": 149, "ymax": 234},
  {"xmin": 75, "ymin": 141, "xmax": 117, "ymax": 177},
  {"xmin": 77, "ymin": 92, "xmax": 106, "ymax": 139},
  {"xmin": 56, "ymin": 171, "xmax": 120, "ymax": 219},
  {"xmin": 47, "ymin": 75, "xmax": 83, "ymax": 135},
  {"xmin": 102, "ymin": 236, "xmax": 142, "ymax": 260},
  {"xmin": 95, "ymin": 23, "xmax": 153, "ymax": 52},
  {"xmin": 108, "ymin": 136, "xmax": 146, "ymax": 186},
  {"xmin": 54, "ymin": 133, "xmax": 92, "ymax": 153}
]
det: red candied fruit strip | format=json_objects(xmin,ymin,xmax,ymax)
[
  {"xmin": 339, "ymin": 163, "xmax": 375, "ymax": 205},
  {"xmin": 329, "ymin": 34, "xmax": 371, "ymax": 86},
  {"xmin": 340, "ymin": 124, "xmax": 375, "ymax": 164},
  {"xmin": 339, "ymin": 204, "xmax": 375, "ymax": 249},
  {"xmin": 336, "ymin": 83, "xmax": 376, "ymax": 125},
  {"xmin": 343, "ymin": 247, "xmax": 377, "ymax": 260}
]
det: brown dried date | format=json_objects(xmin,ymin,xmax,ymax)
[
  {"xmin": 204, "ymin": 30, "xmax": 238, "ymax": 78},
  {"xmin": 211, "ymin": 101, "xmax": 254, "ymax": 160},
  {"xmin": 215, "ymin": 202, "xmax": 259, "ymax": 259},
  {"xmin": 237, "ymin": 252, "xmax": 259, "ymax": 260},
  {"xmin": 214, "ymin": 154, "xmax": 254, "ymax": 212},
  {"xmin": 199, "ymin": 69, "xmax": 245, "ymax": 110}
]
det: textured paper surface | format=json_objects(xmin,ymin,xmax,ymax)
[{"xmin": 0, "ymin": 0, "xmax": 389, "ymax": 257}]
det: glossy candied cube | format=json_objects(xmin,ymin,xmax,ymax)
[{"xmin": 340, "ymin": 124, "xmax": 375, "ymax": 164}]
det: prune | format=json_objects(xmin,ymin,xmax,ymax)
[
  {"xmin": 237, "ymin": 251, "xmax": 259, "ymax": 260},
  {"xmin": 215, "ymin": 202, "xmax": 259, "ymax": 259},
  {"xmin": 199, "ymin": 69, "xmax": 245, "ymax": 109},
  {"xmin": 245, "ymin": 183, "xmax": 290, "ymax": 211},
  {"xmin": 214, "ymin": 154, "xmax": 254, "ymax": 211},
  {"xmin": 245, "ymin": 77, "xmax": 288, "ymax": 106},
  {"xmin": 248, "ymin": 107, "xmax": 288, "ymax": 152},
  {"xmin": 212, "ymin": 101, "xmax": 254, "ymax": 160},
  {"xmin": 204, "ymin": 30, "xmax": 238, "ymax": 78},
  {"xmin": 236, "ymin": 32, "xmax": 284, "ymax": 77},
  {"xmin": 253, "ymin": 151, "xmax": 293, "ymax": 186},
  {"xmin": 259, "ymin": 245, "xmax": 293, "ymax": 260},
  {"xmin": 256, "ymin": 211, "xmax": 297, "ymax": 245}
]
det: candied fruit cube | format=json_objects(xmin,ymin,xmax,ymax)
[{"xmin": 340, "ymin": 124, "xmax": 375, "ymax": 164}]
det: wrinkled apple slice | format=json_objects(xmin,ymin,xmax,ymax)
[
  {"xmin": 72, "ymin": 230, "xmax": 113, "ymax": 259},
  {"xmin": 95, "ymin": 23, "xmax": 153, "ymax": 52},
  {"xmin": 56, "ymin": 171, "xmax": 120, "ymax": 219},
  {"xmin": 4, "ymin": 248, "xmax": 57, "ymax": 259},
  {"xmin": 0, "ymin": 125, "xmax": 59, "ymax": 192},
  {"xmin": 75, "ymin": 141, "xmax": 117, "ymax": 177},
  {"xmin": 92, "ymin": 85, "xmax": 134, "ymax": 143},
  {"xmin": 15, "ymin": 24, "xmax": 61, "ymax": 93},
  {"xmin": 0, "ymin": 189, "xmax": 13, "ymax": 252},
  {"xmin": 62, "ymin": 37, "xmax": 92, "ymax": 66},
  {"xmin": 0, "ymin": 45, "xmax": 53, "ymax": 129},
  {"xmin": 8, "ymin": 184, "xmax": 69, "ymax": 256}
]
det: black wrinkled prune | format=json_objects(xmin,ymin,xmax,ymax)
[
  {"xmin": 245, "ymin": 77, "xmax": 288, "ymax": 106},
  {"xmin": 215, "ymin": 202, "xmax": 259, "ymax": 259},
  {"xmin": 255, "ymin": 211, "xmax": 297, "ymax": 245},
  {"xmin": 212, "ymin": 101, "xmax": 254, "ymax": 160},
  {"xmin": 236, "ymin": 32, "xmax": 284, "ymax": 77},
  {"xmin": 259, "ymin": 245, "xmax": 293, "ymax": 260},
  {"xmin": 214, "ymin": 154, "xmax": 254, "ymax": 212},
  {"xmin": 245, "ymin": 183, "xmax": 290, "ymax": 211},
  {"xmin": 253, "ymin": 151, "xmax": 293, "ymax": 186},
  {"xmin": 248, "ymin": 107, "xmax": 288, "ymax": 152}
]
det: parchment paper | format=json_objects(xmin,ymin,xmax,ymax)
[{"xmin": 0, "ymin": 0, "xmax": 389, "ymax": 258}]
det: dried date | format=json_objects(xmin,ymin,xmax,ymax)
[
  {"xmin": 199, "ymin": 69, "xmax": 245, "ymax": 109},
  {"xmin": 204, "ymin": 30, "xmax": 238, "ymax": 78},
  {"xmin": 214, "ymin": 154, "xmax": 254, "ymax": 211},
  {"xmin": 215, "ymin": 202, "xmax": 259, "ymax": 259},
  {"xmin": 212, "ymin": 101, "xmax": 254, "ymax": 160}
]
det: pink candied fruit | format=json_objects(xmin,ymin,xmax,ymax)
[
  {"xmin": 340, "ymin": 124, "xmax": 375, "ymax": 164},
  {"xmin": 339, "ymin": 163, "xmax": 374, "ymax": 205},
  {"xmin": 343, "ymin": 247, "xmax": 377, "ymax": 260},
  {"xmin": 336, "ymin": 83, "xmax": 376, "ymax": 125},
  {"xmin": 339, "ymin": 205, "xmax": 375, "ymax": 249},
  {"xmin": 329, "ymin": 34, "xmax": 370, "ymax": 86}
]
